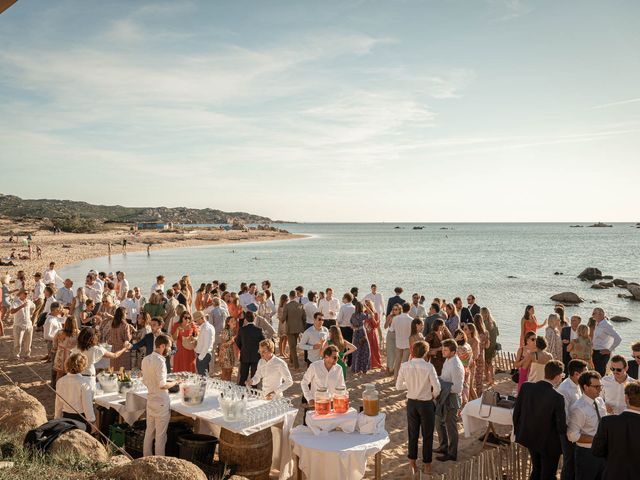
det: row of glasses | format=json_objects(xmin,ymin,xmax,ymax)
[{"xmin": 240, "ymin": 397, "xmax": 294, "ymax": 429}]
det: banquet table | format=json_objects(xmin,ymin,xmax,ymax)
[
  {"xmin": 461, "ymin": 398, "xmax": 514, "ymax": 447},
  {"xmin": 94, "ymin": 388, "xmax": 297, "ymax": 479},
  {"xmin": 289, "ymin": 425, "xmax": 390, "ymax": 480}
]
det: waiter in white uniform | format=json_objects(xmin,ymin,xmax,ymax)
[{"xmin": 141, "ymin": 334, "xmax": 178, "ymax": 456}]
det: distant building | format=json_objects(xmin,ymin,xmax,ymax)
[{"xmin": 136, "ymin": 222, "xmax": 171, "ymax": 230}]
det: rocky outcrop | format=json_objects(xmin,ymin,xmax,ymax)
[
  {"xmin": 627, "ymin": 285, "xmax": 640, "ymax": 300},
  {"xmin": 591, "ymin": 284, "xmax": 607, "ymax": 289},
  {"xmin": 49, "ymin": 429, "xmax": 109, "ymax": 462},
  {"xmin": 0, "ymin": 386, "xmax": 47, "ymax": 437},
  {"xmin": 550, "ymin": 292, "xmax": 584, "ymax": 303},
  {"xmin": 610, "ymin": 316, "xmax": 632, "ymax": 323},
  {"xmin": 578, "ymin": 268, "xmax": 603, "ymax": 281},
  {"xmin": 613, "ymin": 279, "xmax": 628, "ymax": 287},
  {"xmin": 96, "ymin": 456, "xmax": 207, "ymax": 480}
]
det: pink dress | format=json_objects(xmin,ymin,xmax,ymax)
[{"xmin": 365, "ymin": 313, "xmax": 382, "ymax": 369}]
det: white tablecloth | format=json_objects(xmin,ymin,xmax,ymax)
[
  {"xmin": 94, "ymin": 391, "xmax": 145, "ymax": 425},
  {"xmin": 290, "ymin": 426, "xmax": 390, "ymax": 480},
  {"xmin": 356, "ymin": 412, "xmax": 386, "ymax": 435},
  {"xmin": 305, "ymin": 408, "xmax": 358, "ymax": 435},
  {"xmin": 461, "ymin": 398, "xmax": 514, "ymax": 438}
]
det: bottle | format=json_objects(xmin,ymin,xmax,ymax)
[
  {"xmin": 333, "ymin": 386, "xmax": 349, "ymax": 414},
  {"xmin": 362, "ymin": 383, "xmax": 379, "ymax": 416},
  {"xmin": 314, "ymin": 386, "xmax": 331, "ymax": 415}
]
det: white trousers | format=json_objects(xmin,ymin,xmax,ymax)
[
  {"xmin": 143, "ymin": 396, "xmax": 170, "ymax": 456},
  {"xmin": 13, "ymin": 325, "xmax": 33, "ymax": 358}
]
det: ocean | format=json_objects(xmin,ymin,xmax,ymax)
[{"xmin": 59, "ymin": 223, "xmax": 640, "ymax": 352}]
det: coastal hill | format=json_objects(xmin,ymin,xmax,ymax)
[{"xmin": 0, "ymin": 193, "xmax": 272, "ymax": 225}]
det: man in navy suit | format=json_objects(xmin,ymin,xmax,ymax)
[
  {"xmin": 513, "ymin": 360, "xmax": 566, "ymax": 480},
  {"xmin": 386, "ymin": 287, "xmax": 405, "ymax": 316},
  {"xmin": 235, "ymin": 311, "xmax": 265, "ymax": 385},
  {"xmin": 592, "ymin": 381, "xmax": 640, "ymax": 480},
  {"xmin": 627, "ymin": 342, "xmax": 640, "ymax": 380},
  {"xmin": 130, "ymin": 317, "xmax": 175, "ymax": 372}
]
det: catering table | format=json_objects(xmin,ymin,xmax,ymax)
[
  {"xmin": 461, "ymin": 398, "xmax": 514, "ymax": 447},
  {"xmin": 94, "ymin": 388, "xmax": 296, "ymax": 479},
  {"xmin": 289, "ymin": 425, "xmax": 389, "ymax": 480}
]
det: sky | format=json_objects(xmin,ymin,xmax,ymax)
[{"xmin": 1, "ymin": 0, "xmax": 639, "ymax": 222}]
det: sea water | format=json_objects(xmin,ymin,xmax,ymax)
[{"xmin": 60, "ymin": 223, "xmax": 640, "ymax": 352}]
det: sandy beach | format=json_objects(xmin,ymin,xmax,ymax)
[{"xmin": 0, "ymin": 217, "xmax": 516, "ymax": 479}]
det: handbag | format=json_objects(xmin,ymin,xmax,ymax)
[
  {"xmin": 479, "ymin": 389, "xmax": 500, "ymax": 418},
  {"xmin": 182, "ymin": 334, "xmax": 197, "ymax": 351},
  {"xmin": 510, "ymin": 368, "xmax": 520, "ymax": 384}
]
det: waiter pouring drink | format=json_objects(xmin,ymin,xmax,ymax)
[{"xmin": 246, "ymin": 339, "xmax": 294, "ymax": 399}]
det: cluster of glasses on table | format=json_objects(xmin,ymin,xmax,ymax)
[{"xmin": 237, "ymin": 397, "xmax": 294, "ymax": 428}]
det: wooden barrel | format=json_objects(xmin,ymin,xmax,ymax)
[{"xmin": 219, "ymin": 427, "xmax": 273, "ymax": 480}]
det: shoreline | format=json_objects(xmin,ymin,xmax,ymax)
[{"xmin": 0, "ymin": 219, "xmax": 306, "ymax": 283}]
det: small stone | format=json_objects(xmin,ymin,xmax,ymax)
[{"xmin": 610, "ymin": 316, "xmax": 632, "ymax": 323}]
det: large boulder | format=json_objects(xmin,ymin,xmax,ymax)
[
  {"xmin": 96, "ymin": 456, "xmax": 207, "ymax": 480},
  {"xmin": 610, "ymin": 316, "xmax": 632, "ymax": 323},
  {"xmin": 613, "ymin": 279, "xmax": 628, "ymax": 287},
  {"xmin": 49, "ymin": 428, "xmax": 109, "ymax": 463},
  {"xmin": 0, "ymin": 386, "xmax": 47, "ymax": 437},
  {"xmin": 550, "ymin": 292, "xmax": 584, "ymax": 304},
  {"xmin": 627, "ymin": 285, "xmax": 640, "ymax": 300},
  {"xmin": 578, "ymin": 268, "xmax": 603, "ymax": 281}
]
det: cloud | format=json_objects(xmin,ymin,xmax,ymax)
[
  {"xmin": 589, "ymin": 97, "xmax": 640, "ymax": 110},
  {"xmin": 488, "ymin": 0, "xmax": 532, "ymax": 21}
]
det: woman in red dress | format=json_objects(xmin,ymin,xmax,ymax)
[
  {"xmin": 363, "ymin": 300, "xmax": 382, "ymax": 369},
  {"xmin": 171, "ymin": 311, "xmax": 197, "ymax": 373}
]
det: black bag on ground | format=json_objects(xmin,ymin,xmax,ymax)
[{"xmin": 24, "ymin": 419, "xmax": 85, "ymax": 453}]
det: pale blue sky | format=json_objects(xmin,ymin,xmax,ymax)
[{"xmin": 1, "ymin": 1, "xmax": 639, "ymax": 222}]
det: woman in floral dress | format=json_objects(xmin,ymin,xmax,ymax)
[
  {"xmin": 454, "ymin": 329, "xmax": 473, "ymax": 407},
  {"xmin": 350, "ymin": 302, "xmax": 371, "ymax": 374},
  {"xmin": 219, "ymin": 316, "xmax": 237, "ymax": 381},
  {"xmin": 109, "ymin": 307, "xmax": 133, "ymax": 371},
  {"xmin": 363, "ymin": 300, "xmax": 381, "ymax": 369}
]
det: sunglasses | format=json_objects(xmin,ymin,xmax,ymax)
[
  {"xmin": 611, "ymin": 367, "xmax": 625, "ymax": 373},
  {"xmin": 633, "ymin": 356, "xmax": 640, "ymax": 361}
]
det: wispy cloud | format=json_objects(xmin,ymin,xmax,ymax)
[{"xmin": 589, "ymin": 97, "xmax": 640, "ymax": 110}]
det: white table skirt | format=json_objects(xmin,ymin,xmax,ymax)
[
  {"xmin": 94, "ymin": 391, "xmax": 145, "ymax": 425},
  {"xmin": 305, "ymin": 408, "xmax": 358, "ymax": 435},
  {"xmin": 461, "ymin": 398, "xmax": 514, "ymax": 438},
  {"xmin": 290, "ymin": 426, "xmax": 390, "ymax": 480}
]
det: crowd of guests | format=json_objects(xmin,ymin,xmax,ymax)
[{"xmin": 2, "ymin": 264, "xmax": 638, "ymax": 480}]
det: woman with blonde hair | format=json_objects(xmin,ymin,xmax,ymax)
[
  {"xmin": 445, "ymin": 303, "xmax": 460, "ymax": 334},
  {"xmin": 363, "ymin": 299, "xmax": 382, "ymax": 369},
  {"xmin": 227, "ymin": 292, "xmax": 243, "ymax": 321},
  {"xmin": 171, "ymin": 310, "xmax": 197, "ymax": 373},
  {"xmin": 544, "ymin": 313, "xmax": 563, "ymax": 361},
  {"xmin": 463, "ymin": 322, "xmax": 480, "ymax": 399},
  {"xmin": 481, "ymin": 306, "xmax": 499, "ymax": 386},
  {"xmin": 54, "ymin": 352, "xmax": 95, "ymax": 432},
  {"xmin": 276, "ymin": 293, "xmax": 289, "ymax": 358},
  {"xmin": 51, "ymin": 316, "xmax": 79, "ymax": 382},
  {"xmin": 567, "ymin": 323, "xmax": 593, "ymax": 366},
  {"xmin": 70, "ymin": 287, "xmax": 87, "ymax": 329},
  {"xmin": 143, "ymin": 292, "xmax": 165, "ymax": 318}
]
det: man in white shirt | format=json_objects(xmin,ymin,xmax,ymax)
[
  {"xmin": 301, "ymin": 345, "xmax": 346, "ymax": 405},
  {"xmin": 408, "ymin": 292, "xmax": 427, "ymax": 320},
  {"xmin": 299, "ymin": 312, "xmax": 329, "ymax": 365},
  {"xmin": 43, "ymin": 261, "xmax": 64, "ymax": 286},
  {"xmin": 54, "ymin": 352, "xmax": 96, "ymax": 432},
  {"xmin": 133, "ymin": 286, "xmax": 147, "ymax": 311},
  {"xmin": 141, "ymin": 334, "xmax": 179, "ymax": 457},
  {"xmin": 56, "ymin": 279, "xmax": 75, "ymax": 309},
  {"xmin": 567, "ymin": 371, "xmax": 607, "ymax": 480},
  {"xmin": 601, "ymin": 355, "xmax": 632, "ymax": 415},
  {"xmin": 43, "ymin": 302, "xmax": 64, "ymax": 354},
  {"xmin": 194, "ymin": 311, "xmax": 214, "ymax": 376},
  {"xmin": 396, "ymin": 340, "xmax": 441, "ymax": 476},
  {"xmin": 363, "ymin": 283, "xmax": 385, "ymax": 322},
  {"xmin": 116, "ymin": 272, "xmax": 129, "ymax": 302},
  {"xmin": 295, "ymin": 285, "xmax": 309, "ymax": 305},
  {"xmin": 10, "ymin": 289, "xmax": 34, "ymax": 359},
  {"xmin": 591, "ymin": 307, "xmax": 622, "ymax": 376},
  {"xmin": 120, "ymin": 290, "xmax": 139, "ymax": 325},
  {"xmin": 391, "ymin": 303, "xmax": 414, "ymax": 380},
  {"xmin": 336, "ymin": 293, "xmax": 356, "ymax": 366},
  {"xmin": 435, "ymin": 339, "xmax": 465, "ymax": 462},
  {"xmin": 557, "ymin": 359, "xmax": 587, "ymax": 480},
  {"xmin": 150, "ymin": 275, "xmax": 165, "ymax": 297},
  {"xmin": 247, "ymin": 339, "xmax": 293, "ymax": 399},
  {"xmin": 84, "ymin": 273, "xmax": 103, "ymax": 314},
  {"xmin": 318, "ymin": 288, "xmax": 340, "ymax": 328},
  {"xmin": 239, "ymin": 283, "xmax": 257, "ymax": 310},
  {"xmin": 303, "ymin": 291, "xmax": 319, "ymax": 330}
]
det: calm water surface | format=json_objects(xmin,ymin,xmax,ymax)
[{"xmin": 60, "ymin": 223, "xmax": 640, "ymax": 352}]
